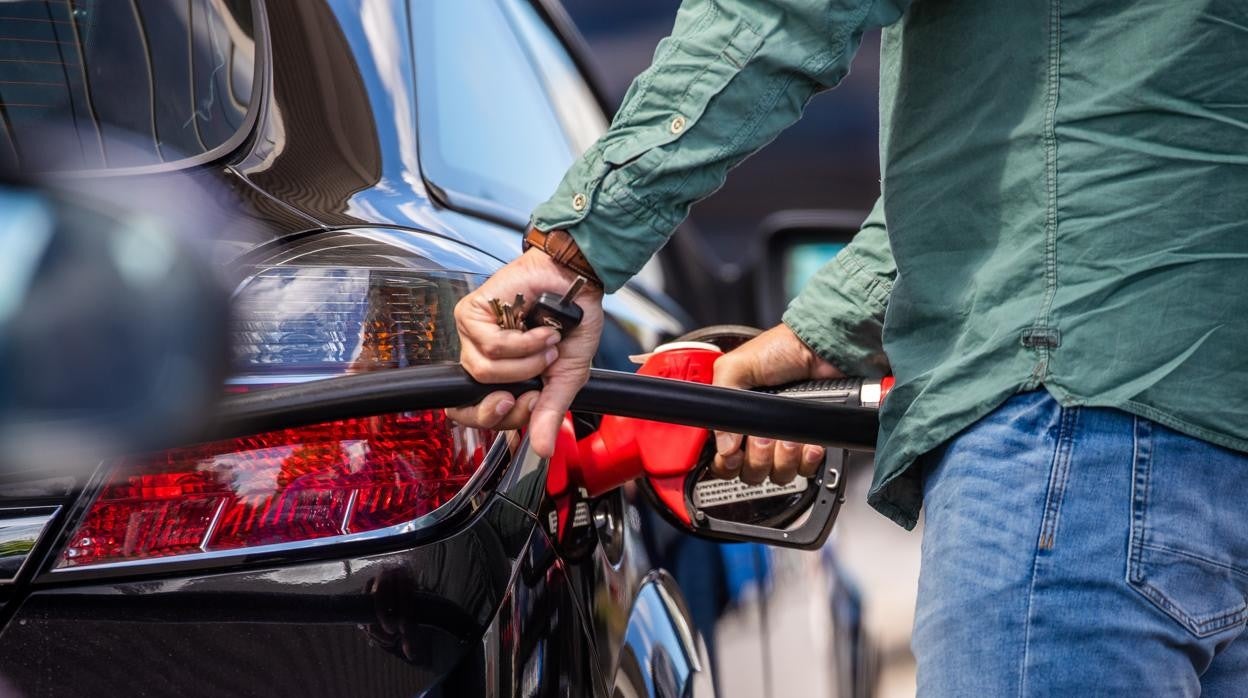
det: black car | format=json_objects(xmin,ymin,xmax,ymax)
[{"xmin": 0, "ymin": 1, "xmax": 873, "ymax": 696}]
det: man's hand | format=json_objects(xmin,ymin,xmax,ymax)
[
  {"xmin": 711, "ymin": 324, "xmax": 845, "ymax": 485},
  {"xmin": 447, "ymin": 248, "xmax": 604, "ymax": 458}
]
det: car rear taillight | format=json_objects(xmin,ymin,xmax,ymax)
[
  {"xmin": 54, "ymin": 230, "xmax": 507, "ymax": 571},
  {"xmin": 58, "ymin": 411, "xmax": 493, "ymax": 568},
  {"xmin": 229, "ymin": 241, "xmax": 486, "ymax": 379}
]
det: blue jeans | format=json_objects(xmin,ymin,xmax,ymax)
[{"xmin": 913, "ymin": 391, "xmax": 1248, "ymax": 696}]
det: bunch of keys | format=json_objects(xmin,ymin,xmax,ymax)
[
  {"xmin": 489, "ymin": 276, "xmax": 587, "ymax": 334},
  {"xmin": 488, "ymin": 294, "xmax": 527, "ymax": 330}
]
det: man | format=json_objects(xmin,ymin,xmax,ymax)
[{"xmin": 450, "ymin": 1, "xmax": 1248, "ymax": 693}]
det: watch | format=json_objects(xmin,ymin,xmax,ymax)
[{"xmin": 522, "ymin": 227, "xmax": 603, "ymax": 287}]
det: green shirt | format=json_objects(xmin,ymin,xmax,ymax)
[{"xmin": 531, "ymin": 0, "xmax": 1248, "ymax": 528}]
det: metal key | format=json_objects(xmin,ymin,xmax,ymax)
[
  {"xmin": 488, "ymin": 297, "xmax": 507, "ymax": 327},
  {"xmin": 488, "ymin": 295, "xmax": 527, "ymax": 330},
  {"xmin": 523, "ymin": 276, "xmax": 587, "ymax": 333}
]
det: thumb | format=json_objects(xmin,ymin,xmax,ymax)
[
  {"xmin": 710, "ymin": 350, "xmax": 761, "ymax": 457},
  {"xmin": 526, "ymin": 368, "xmax": 586, "ymax": 458},
  {"xmin": 712, "ymin": 349, "xmax": 761, "ymax": 390}
]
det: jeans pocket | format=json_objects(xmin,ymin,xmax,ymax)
[{"xmin": 1127, "ymin": 417, "xmax": 1248, "ymax": 638}]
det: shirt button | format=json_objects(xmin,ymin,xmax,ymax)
[
  {"xmin": 572, "ymin": 193, "xmax": 587, "ymax": 212},
  {"xmin": 669, "ymin": 115, "xmax": 686, "ymax": 134}
]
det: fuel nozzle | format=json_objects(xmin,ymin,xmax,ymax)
[{"xmin": 543, "ymin": 338, "xmax": 889, "ymax": 549}]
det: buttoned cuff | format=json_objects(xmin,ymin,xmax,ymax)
[
  {"xmin": 529, "ymin": 13, "xmax": 765, "ymax": 294},
  {"xmin": 782, "ymin": 249, "xmax": 891, "ymax": 378},
  {"xmin": 529, "ymin": 142, "xmax": 675, "ymax": 294}
]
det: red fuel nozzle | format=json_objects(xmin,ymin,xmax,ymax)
[
  {"xmin": 544, "ymin": 341, "xmax": 893, "ymax": 540},
  {"xmin": 578, "ymin": 343, "xmax": 720, "ymax": 494},
  {"xmin": 546, "ymin": 343, "xmax": 722, "ymax": 533}
]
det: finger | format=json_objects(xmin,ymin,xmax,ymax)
[
  {"xmin": 456, "ymin": 293, "xmax": 559, "ymax": 340},
  {"xmin": 741, "ymin": 437, "xmax": 774, "ymax": 486},
  {"xmin": 714, "ymin": 431, "xmax": 743, "ymax": 456},
  {"xmin": 798, "ymin": 445, "xmax": 826, "ymax": 478},
  {"xmin": 445, "ymin": 390, "xmax": 517, "ymax": 429},
  {"xmin": 461, "ymin": 316, "xmax": 561, "ymax": 360},
  {"xmin": 455, "ymin": 294, "xmax": 504, "ymax": 329},
  {"xmin": 772, "ymin": 441, "xmax": 801, "ymax": 485},
  {"xmin": 445, "ymin": 389, "xmax": 540, "ymax": 431},
  {"xmin": 527, "ymin": 369, "xmax": 588, "ymax": 458},
  {"xmin": 460, "ymin": 342, "xmax": 557, "ymax": 384},
  {"xmin": 493, "ymin": 390, "xmax": 541, "ymax": 431},
  {"xmin": 711, "ymin": 450, "xmax": 744, "ymax": 479}
]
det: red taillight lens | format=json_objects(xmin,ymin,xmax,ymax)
[{"xmin": 58, "ymin": 411, "xmax": 494, "ymax": 568}]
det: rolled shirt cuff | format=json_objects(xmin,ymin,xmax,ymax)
[
  {"xmin": 530, "ymin": 148, "xmax": 687, "ymax": 294},
  {"xmin": 782, "ymin": 249, "xmax": 891, "ymax": 378}
]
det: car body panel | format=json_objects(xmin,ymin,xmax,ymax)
[
  {"xmin": 231, "ymin": 0, "xmax": 520, "ymax": 264},
  {"xmin": 0, "ymin": 2, "xmax": 701, "ymax": 697},
  {"xmin": 1, "ymin": 496, "xmax": 560, "ymax": 696},
  {"xmin": 0, "ymin": 0, "xmax": 872, "ymax": 695}
]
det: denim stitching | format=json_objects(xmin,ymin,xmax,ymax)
[
  {"xmin": 1132, "ymin": 548, "xmax": 1248, "ymax": 634},
  {"xmin": 1020, "ymin": 400, "xmax": 1074, "ymax": 696},
  {"xmin": 1138, "ymin": 549, "xmax": 1248, "ymax": 624},
  {"xmin": 1126, "ymin": 418, "xmax": 1248, "ymax": 637},
  {"xmin": 1037, "ymin": 406, "xmax": 1078, "ymax": 551},
  {"xmin": 1132, "ymin": 573, "xmax": 1248, "ymax": 637},
  {"xmin": 1128, "ymin": 416, "xmax": 1152, "ymax": 583},
  {"xmin": 1120, "ymin": 397, "xmax": 1248, "ymax": 457},
  {"xmin": 1141, "ymin": 542, "xmax": 1248, "ymax": 580}
]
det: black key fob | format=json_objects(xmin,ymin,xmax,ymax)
[{"xmin": 523, "ymin": 292, "xmax": 583, "ymax": 333}]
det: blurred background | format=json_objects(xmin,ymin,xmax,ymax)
[{"xmin": 559, "ymin": 3, "xmax": 921, "ymax": 695}]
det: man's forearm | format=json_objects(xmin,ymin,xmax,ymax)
[{"xmin": 531, "ymin": 0, "xmax": 913, "ymax": 293}]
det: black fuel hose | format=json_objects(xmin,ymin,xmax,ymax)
[{"xmin": 208, "ymin": 364, "xmax": 879, "ymax": 450}]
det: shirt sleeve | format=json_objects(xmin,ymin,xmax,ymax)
[
  {"xmin": 529, "ymin": 0, "xmax": 912, "ymax": 292},
  {"xmin": 783, "ymin": 197, "xmax": 894, "ymax": 377}
]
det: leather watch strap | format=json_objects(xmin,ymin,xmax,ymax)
[{"xmin": 523, "ymin": 227, "xmax": 602, "ymax": 286}]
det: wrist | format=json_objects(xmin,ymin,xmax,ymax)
[
  {"xmin": 519, "ymin": 248, "xmax": 604, "ymax": 299},
  {"xmin": 781, "ymin": 322, "xmax": 848, "ymax": 379},
  {"xmin": 523, "ymin": 227, "xmax": 603, "ymax": 288}
]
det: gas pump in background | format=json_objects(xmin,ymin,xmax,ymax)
[{"xmin": 542, "ymin": 328, "xmax": 892, "ymax": 553}]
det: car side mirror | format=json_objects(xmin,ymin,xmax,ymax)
[
  {"xmin": 0, "ymin": 176, "xmax": 230, "ymax": 473},
  {"xmin": 753, "ymin": 209, "xmax": 866, "ymax": 326}
]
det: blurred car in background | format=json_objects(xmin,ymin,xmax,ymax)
[{"xmin": 0, "ymin": 0, "xmax": 874, "ymax": 696}]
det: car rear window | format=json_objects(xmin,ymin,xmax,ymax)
[
  {"xmin": 0, "ymin": 0, "xmax": 257, "ymax": 172},
  {"xmin": 410, "ymin": 0, "xmax": 577, "ymax": 220}
]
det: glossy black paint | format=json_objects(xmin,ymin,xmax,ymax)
[
  {"xmin": 232, "ymin": 0, "xmax": 524, "ymax": 264},
  {"xmin": 0, "ymin": 1, "xmax": 870, "ymax": 696},
  {"xmin": 0, "ymin": 1, "xmax": 703, "ymax": 696},
  {"xmin": 2, "ymin": 497, "xmax": 600, "ymax": 697}
]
